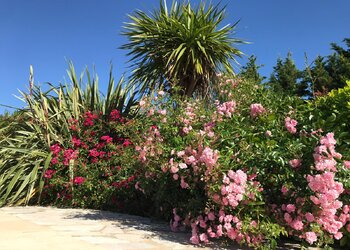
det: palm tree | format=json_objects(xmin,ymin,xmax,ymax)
[{"xmin": 121, "ymin": 0, "xmax": 245, "ymax": 98}]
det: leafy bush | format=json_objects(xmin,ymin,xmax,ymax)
[
  {"xmin": 0, "ymin": 64, "xmax": 141, "ymax": 206},
  {"xmin": 40, "ymin": 109, "xmax": 146, "ymax": 212},
  {"xmin": 119, "ymin": 77, "xmax": 350, "ymax": 249},
  {"xmin": 1, "ymin": 68, "xmax": 349, "ymax": 249},
  {"xmin": 311, "ymin": 80, "xmax": 350, "ymax": 155}
]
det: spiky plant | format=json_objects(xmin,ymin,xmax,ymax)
[{"xmin": 121, "ymin": 0, "xmax": 245, "ymax": 98}]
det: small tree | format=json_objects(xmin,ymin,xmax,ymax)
[
  {"xmin": 239, "ymin": 55, "xmax": 265, "ymax": 84},
  {"xmin": 121, "ymin": 0, "xmax": 245, "ymax": 98},
  {"xmin": 269, "ymin": 52, "xmax": 304, "ymax": 96}
]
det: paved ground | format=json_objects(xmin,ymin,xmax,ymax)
[{"xmin": 0, "ymin": 206, "xmax": 303, "ymax": 250}]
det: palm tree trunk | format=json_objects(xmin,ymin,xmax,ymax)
[{"xmin": 185, "ymin": 77, "xmax": 197, "ymax": 97}]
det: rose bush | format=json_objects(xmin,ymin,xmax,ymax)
[
  {"xmin": 38, "ymin": 75, "xmax": 349, "ymax": 249},
  {"xmin": 40, "ymin": 109, "xmax": 147, "ymax": 213},
  {"xmin": 117, "ymin": 76, "xmax": 349, "ymax": 249}
]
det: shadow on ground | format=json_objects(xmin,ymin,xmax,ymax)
[{"xmin": 65, "ymin": 209, "xmax": 304, "ymax": 250}]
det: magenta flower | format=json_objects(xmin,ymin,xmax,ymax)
[
  {"xmin": 122, "ymin": 139, "xmax": 132, "ymax": 147},
  {"xmin": 73, "ymin": 176, "xmax": 85, "ymax": 185},
  {"xmin": 44, "ymin": 169, "xmax": 56, "ymax": 179},
  {"xmin": 101, "ymin": 135, "xmax": 113, "ymax": 143},
  {"xmin": 72, "ymin": 136, "xmax": 81, "ymax": 148},
  {"xmin": 89, "ymin": 148, "xmax": 99, "ymax": 158},
  {"xmin": 50, "ymin": 144, "xmax": 61, "ymax": 156},
  {"xmin": 110, "ymin": 109, "xmax": 121, "ymax": 121}
]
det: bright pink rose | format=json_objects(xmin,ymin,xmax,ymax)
[
  {"xmin": 73, "ymin": 176, "xmax": 85, "ymax": 185},
  {"xmin": 286, "ymin": 204, "xmax": 296, "ymax": 213}
]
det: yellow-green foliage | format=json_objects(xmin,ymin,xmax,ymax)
[{"xmin": 312, "ymin": 80, "xmax": 350, "ymax": 154}]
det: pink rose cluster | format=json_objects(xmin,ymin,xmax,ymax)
[
  {"xmin": 218, "ymin": 170, "xmax": 247, "ymax": 209},
  {"xmin": 180, "ymin": 103, "xmax": 198, "ymax": 134},
  {"xmin": 216, "ymin": 101, "xmax": 236, "ymax": 118},
  {"xmin": 280, "ymin": 133, "xmax": 349, "ymax": 245},
  {"xmin": 313, "ymin": 133, "xmax": 342, "ymax": 172},
  {"xmin": 285, "ymin": 117, "xmax": 298, "ymax": 134},
  {"xmin": 250, "ymin": 103, "xmax": 266, "ymax": 118},
  {"xmin": 307, "ymin": 172, "xmax": 345, "ymax": 238},
  {"xmin": 135, "ymin": 125, "xmax": 163, "ymax": 163},
  {"xmin": 167, "ymin": 146, "xmax": 219, "ymax": 189},
  {"xmin": 187, "ymin": 209, "xmax": 263, "ymax": 247},
  {"xmin": 199, "ymin": 121, "xmax": 215, "ymax": 138}
]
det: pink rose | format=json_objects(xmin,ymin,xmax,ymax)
[
  {"xmin": 250, "ymin": 103, "xmax": 266, "ymax": 118},
  {"xmin": 289, "ymin": 159, "xmax": 302, "ymax": 168},
  {"xmin": 305, "ymin": 231, "xmax": 317, "ymax": 244}
]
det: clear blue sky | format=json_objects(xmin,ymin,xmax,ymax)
[{"xmin": 1, "ymin": 0, "xmax": 349, "ymax": 114}]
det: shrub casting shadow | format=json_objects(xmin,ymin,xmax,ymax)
[{"xmin": 65, "ymin": 209, "xmax": 302, "ymax": 250}]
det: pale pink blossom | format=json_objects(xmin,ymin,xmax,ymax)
[
  {"xmin": 250, "ymin": 103, "xmax": 266, "ymax": 118},
  {"xmin": 206, "ymin": 227, "xmax": 216, "ymax": 238},
  {"xmin": 285, "ymin": 117, "xmax": 298, "ymax": 134},
  {"xmin": 157, "ymin": 109, "xmax": 166, "ymax": 115},
  {"xmin": 305, "ymin": 212, "xmax": 314, "ymax": 222},
  {"xmin": 216, "ymin": 101, "xmax": 236, "ymax": 118},
  {"xmin": 170, "ymin": 165, "xmax": 179, "ymax": 174},
  {"xmin": 177, "ymin": 151, "xmax": 185, "ymax": 157},
  {"xmin": 180, "ymin": 176, "xmax": 189, "ymax": 189},
  {"xmin": 289, "ymin": 159, "xmax": 302, "ymax": 168},
  {"xmin": 227, "ymin": 228, "xmax": 237, "ymax": 240},
  {"xmin": 334, "ymin": 232, "xmax": 343, "ymax": 240},
  {"xmin": 216, "ymin": 224, "xmax": 223, "ymax": 237},
  {"xmin": 250, "ymin": 220, "xmax": 258, "ymax": 228},
  {"xmin": 286, "ymin": 204, "xmax": 296, "ymax": 213},
  {"xmin": 284, "ymin": 213, "xmax": 292, "ymax": 224},
  {"xmin": 147, "ymin": 108, "xmax": 154, "ymax": 117},
  {"xmin": 179, "ymin": 163, "xmax": 187, "ymax": 169},
  {"xmin": 139, "ymin": 100, "xmax": 146, "ymax": 107},
  {"xmin": 199, "ymin": 147, "xmax": 219, "ymax": 168},
  {"xmin": 305, "ymin": 232, "xmax": 317, "ymax": 245},
  {"xmin": 207, "ymin": 212, "xmax": 215, "ymax": 221},
  {"xmin": 190, "ymin": 234, "xmax": 199, "ymax": 245},
  {"xmin": 281, "ymin": 185, "xmax": 289, "ymax": 195},
  {"xmin": 199, "ymin": 233, "xmax": 209, "ymax": 243},
  {"xmin": 344, "ymin": 161, "xmax": 350, "ymax": 169},
  {"xmin": 290, "ymin": 219, "xmax": 303, "ymax": 230}
]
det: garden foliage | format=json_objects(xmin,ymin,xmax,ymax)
[
  {"xmin": 0, "ymin": 64, "xmax": 140, "ymax": 207},
  {"xmin": 5, "ymin": 71, "xmax": 349, "ymax": 249}
]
